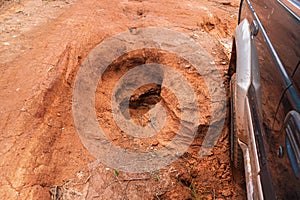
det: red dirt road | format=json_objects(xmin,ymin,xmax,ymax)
[{"xmin": 0, "ymin": 0, "xmax": 245, "ymax": 199}]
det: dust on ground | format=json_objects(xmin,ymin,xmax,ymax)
[{"xmin": 0, "ymin": 0, "xmax": 245, "ymax": 199}]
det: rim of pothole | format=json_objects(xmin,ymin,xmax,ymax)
[{"xmin": 72, "ymin": 27, "xmax": 226, "ymax": 173}]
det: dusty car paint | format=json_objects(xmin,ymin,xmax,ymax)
[{"xmin": 232, "ymin": 0, "xmax": 300, "ymax": 199}]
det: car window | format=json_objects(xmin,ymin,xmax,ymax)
[
  {"xmin": 278, "ymin": 0, "xmax": 300, "ymax": 18},
  {"xmin": 290, "ymin": 0, "xmax": 300, "ymax": 8}
]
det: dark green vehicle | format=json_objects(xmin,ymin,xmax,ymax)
[{"xmin": 229, "ymin": 0, "xmax": 300, "ymax": 199}]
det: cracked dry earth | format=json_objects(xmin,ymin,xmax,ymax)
[{"xmin": 0, "ymin": 0, "xmax": 246, "ymax": 199}]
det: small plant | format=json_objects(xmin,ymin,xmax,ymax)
[
  {"xmin": 155, "ymin": 174, "xmax": 160, "ymax": 182},
  {"xmin": 189, "ymin": 183, "xmax": 202, "ymax": 200},
  {"xmin": 149, "ymin": 171, "xmax": 160, "ymax": 181},
  {"xmin": 114, "ymin": 169, "xmax": 119, "ymax": 177}
]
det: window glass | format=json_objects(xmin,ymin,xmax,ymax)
[{"xmin": 278, "ymin": 0, "xmax": 300, "ymax": 17}]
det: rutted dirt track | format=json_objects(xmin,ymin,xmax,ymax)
[{"xmin": 0, "ymin": 0, "xmax": 245, "ymax": 199}]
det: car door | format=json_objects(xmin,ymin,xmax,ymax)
[
  {"xmin": 248, "ymin": 0, "xmax": 300, "ymax": 199},
  {"xmin": 239, "ymin": 0, "xmax": 300, "ymax": 198}
]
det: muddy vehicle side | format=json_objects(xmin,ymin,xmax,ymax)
[{"xmin": 230, "ymin": 0, "xmax": 300, "ymax": 199}]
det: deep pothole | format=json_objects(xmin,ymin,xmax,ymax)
[
  {"xmin": 95, "ymin": 48, "xmax": 210, "ymax": 152},
  {"xmin": 127, "ymin": 83, "xmax": 162, "ymax": 127},
  {"xmin": 129, "ymin": 83, "xmax": 162, "ymax": 110}
]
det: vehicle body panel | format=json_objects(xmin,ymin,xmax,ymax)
[{"xmin": 232, "ymin": 0, "xmax": 300, "ymax": 199}]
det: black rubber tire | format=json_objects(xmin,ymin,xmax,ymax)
[
  {"xmin": 230, "ymin": 74, "xmax": 244, "ymax": 172},
  {"xmin": 228, "ymin": 38, "xmax": 236, "ymax": 77}
]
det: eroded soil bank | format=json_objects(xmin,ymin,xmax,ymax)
[{"xmin": 0, "ymin": 0, "xmax": 245, "ymax": 199}]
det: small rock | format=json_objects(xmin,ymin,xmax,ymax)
[
  {"xmin": 221, "ymin": 189, "xmax": 232, "ymax": 197},
  {"xmin": 151, "ymin": 140, "xmax": 159, "ymax": 146},
  {"xmin": 129, "ymin": 27, "xmax": 138, "ymax": 34},
  {"xmin": 191, "ymin": 33, "xmax": 199, "ymax": 39},
  {"xmin": 16, "ymin": 10, "xmax": 24, "ymax": 14},
  {"xmin": 77, "ymin": 170, "xmax": 85, "ymax": 179},
  {"xmin": 219, "ymin": 163, "xmax": 226, "ymax": 170},
  {"xmin": 221, "ymin": 2, "xmax": 231, "ymax": 6},
  {"xmin": 159, "ymin": 140, "xmax": 169, "ymax": 146},
  {"xmin": 187, "ymin": 159, "xmax": 196, "ymax": 166},
  {"xmin": 190, "ymin": 170, "xmax": 198, "ymax": 178},
  {"xmin": 137, "ymin": 9, "xmax": 144, "ymax": 16},
  {"xmin": 207, "ymin": 151, "xmax": 214, "ymax": 156},
  {"xmin": 221, "ymin": 171, "xmax": 230, "ymax": 179}
]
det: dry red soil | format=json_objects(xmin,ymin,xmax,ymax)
[{"xmin": 0, "ymin": 0, "xmax": 245, "ymax": 199}]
